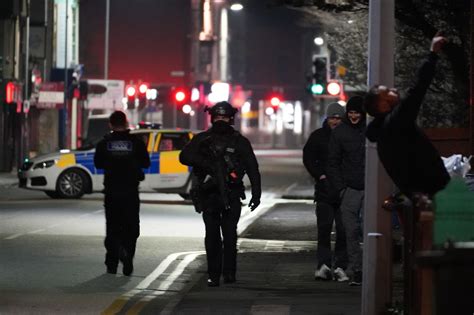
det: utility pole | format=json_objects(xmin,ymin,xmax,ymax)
[
  {"xmin": 362, "ymin": 1, "xmax": 395, "ymax": 314},
  {"xmin": 104, "ymin": 0, "xmax": 109, "ymax": 79},
  {"xmin": 19, "ymin": 0, "xmax": 31, "ymax": 166},
  {"xmin": 471, "ymin": 0, "xmax": 474, "ymax": 157},
  {"xmin": 60, "ymin": 0, "xmax": 69, "ymax": 149}
]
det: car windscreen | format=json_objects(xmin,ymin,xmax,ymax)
[{"xmin": 158, "ymin": 133, "xmax": 190, "ymax": 151}]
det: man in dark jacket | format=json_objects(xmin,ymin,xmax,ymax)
[
  {"xmin": 365, "ymin": 34, "xmax": 450, "ymax": 198},
  {"xmin": 179, "ymin": 101, "xmax": 261, "ymax": 287},
  {"xmin": 303, "ymin": 102, "xmax": 348, "ymax": 282},
  {"xmin": 327, "ymin": 96, "xmax": 366, "ymax": 286},
  {"xmin": 94, "ymin": 111, "xmax": 150, "ymax": 276}
]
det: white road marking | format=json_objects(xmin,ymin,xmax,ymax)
[
  {"xmin": 27, "ymin": 229, "xmax": 45, "ymax": 234},
  {"xmin": 4, "ymin": 233, "xmax": 23, "ymax": 240},
  {"xmin": 124, "ymin": 252, "xmax": 204, "ymax": 314},
  {"xmin": 102, "ymin": 251, "xmax": 204, "ymax": 315},
  {"xmin": 264, "ymin": 240, "xmax": 285, "ymax": 251}
]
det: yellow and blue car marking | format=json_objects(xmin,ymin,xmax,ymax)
[{"xmin": 72, "ymin": 151, "xmax": 188, "ymax": 176}]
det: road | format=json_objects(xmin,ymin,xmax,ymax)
[{"xmin": 0, "ymin": 151, "xmax": 311, "ymax": 314}]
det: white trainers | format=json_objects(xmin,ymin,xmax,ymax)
[
  {"xmin": 314, "ymin": 264, "xmax": 332, "ymax": 280},
  {"xmin": 333, "ymin": 267, "xmax": 349, "ymax": 282}
]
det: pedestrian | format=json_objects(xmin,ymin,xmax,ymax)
[
  {"xmin": 179, "ymin": 101, "xmax": 261, "ymax": 287},
  {"xmin": 365, "ymin": 33, "xmax": 450, "ymax": 198},
  {"xmin": 303, "ymin": 102, "xmax": 349, "ymax": 282},
  {"xmin": 94, "ymin": 110, "xmax": 150, "ymax": 276},
  {"xmin": 327, "ymin": 95, "xmax": 366, "ymax": 286}
]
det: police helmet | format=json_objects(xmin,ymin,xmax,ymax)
[{"xmin": 206, "ymin": 101, "xmax": 238, "ymax": 118}]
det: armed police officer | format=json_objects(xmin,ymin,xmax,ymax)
[
  {"xmin": 94, "ymin": 111, "xmax": 150, "ymax": 276},
  {"xmin": 179, "ymin": 101, "xmax": 261, "ymax": 287}
]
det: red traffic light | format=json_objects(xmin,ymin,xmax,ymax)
[
  {"xmin": 327, "ymin": 81, "xmax": 342, "ymax": 96},
  {"xmin": 172, "ymin": 87, "xmax": 189, "ymax": 105},
  {"xmin": 126, "ymin": 85, "xmax": 136, "ymax": 97},
  {"xmin": 270, "ymin": 96, "xmax": 281, "ymax": 107},
  {"xmin": 6, "ymin": 82, "xmax": 15, "ymax": 103},
  {"xmin": 175, "ymin": 91, "xmax": 186, "ymax": 102},
  {"xmin": 138, "ymin": 83, "xmax": 148, "ymax": 94}
]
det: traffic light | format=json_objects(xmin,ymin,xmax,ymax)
[
  {"xmin": 312, "ymin": 55, "xmax": 328, "ymax": 94},
  {"xmin": 171, "ymin": 87, "xmax": 189, "ymax": 109},
  {"xmin": 265, "ymin": 93, "xmax": 282, "ymax": 115},
  {"xmin": 125, "ymin": 84, "xmax": 137, "ymax": 108},
  {"xmin": 3, "ymin": 81, "xmax": 22, "ymax": 105},
  {"xmin": 137, "ymin": 82, "xmax": 148, "ymax": 108},
  {"xmin": 6, "ymin": 82, "xmax": 15, "ymax": 103},
  {"xmin": 327, "ymin": 80, "xmax": 343, "ymax": 97},
  {"xmin": 310, "ymin": 83, "xmax": 324, "ymax": 95}
]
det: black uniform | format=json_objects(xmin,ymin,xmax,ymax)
[
  {"xmin": 94, "ymin": 130, "xmax": 150, "ymax": 272},
  {"xmin": 366, "ymin": 52, "xmax": 450, "ymax": 197},
  {"xmin": 303, "ymin": 120, "xmax": 347, "ymax": 270},
  {"xmin": 179, "ymin": 122, "xmax": 261, "ymax": 283}
]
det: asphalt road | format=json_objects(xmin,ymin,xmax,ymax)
[{"xmin": 0, "ymin": 151, "xmax": 310, "ymax": 314}]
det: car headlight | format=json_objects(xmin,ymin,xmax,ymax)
[{"xmin": 33, "ymin": 159, "xmax": 57, "ymax": 169}]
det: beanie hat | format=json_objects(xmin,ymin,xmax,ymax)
[
  {"xmin": 346, "ymin": 96, "xmax": 365, "ymax": 114},
  {"xmin": 326, "ymin": 102, "xmax": 345, "ymax": 118}
]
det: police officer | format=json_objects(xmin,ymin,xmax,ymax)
[
  {"xmin": 179, "ymin": 101, "xmax": 261, "ymax": 287},
  {"xmin": 94, "ymin": 111, "xmax": 150, "ymax": 276}
]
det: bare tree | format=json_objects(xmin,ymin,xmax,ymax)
[{"xmin": 269, "ymin": 0, "xmax": 471, "ymax": 127}]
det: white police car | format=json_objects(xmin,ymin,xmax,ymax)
[{"xmin": 18, "ymin": 127, "xmax": 193, "ymax": 199}]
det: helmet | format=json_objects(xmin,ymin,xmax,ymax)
[{"xmin": 206, "ymin": 101, "xmax": 238, "ymax": 118}]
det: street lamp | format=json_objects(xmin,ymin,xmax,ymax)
[
  {"xmin": 230, "ymin": 3, "xmax": 243, "ymax": 11},
  {"xmin": 314, "ymin": 36, "xmax": 324, "ymax": 46}
]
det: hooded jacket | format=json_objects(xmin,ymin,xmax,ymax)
[
  {"xmin": 327, "ymin": 102, "xmax": 367, "ymax": 192},
  {"xmin": 366, "ymin": 52, "xmax": 450, "ymax": 196},
  {"xmin": 303, "ymin": 120, "xmax": 339, "ymax": 203}
]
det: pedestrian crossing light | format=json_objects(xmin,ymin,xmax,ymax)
[
  {"xmin": 327, "ymin": 80, "xmax": 342, "ymax": 96},
  {"xmin": 137, "ymin": 82, "xmax": 148, "ymax": 108},
  {"xmin": 312, "ymin": 55, "xmax": 328, "ymax": 85},
  {"xmin": 126, "ymin": 84, "xmax": 137, "ymax": 108},
  {"xmin": 310, "ymin": 83, "xmax": 324, "ymax": 95}
]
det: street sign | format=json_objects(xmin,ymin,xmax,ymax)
[
  {"xmin": 37, "ymin": 82, "xmax": 64, "ymax": 109},
  {"xmin": 85, "ymin": 79, "xmax": 125, "ymax": 109}
]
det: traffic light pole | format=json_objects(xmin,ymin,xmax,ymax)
[
  {"xmin": 362, "ymin": 1, "xmax": 395, "ymax": 314},
  {"xmin": 20, "ymin": 0, "xmax": 31, "ymax": 166}
]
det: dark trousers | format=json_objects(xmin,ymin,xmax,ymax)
[
  {"xmin": 340, "ymin": 187, "xmax": 364, "ymax": 273},
  {"xmin": 202, "ymin": 197, "xmax": 242, "ymax": 280},
  {"xmin": 104, "ymin": 192, "xmax": 140, "ymax": 268},
  {"xmin": 316, "ymin": 200, "xmax": 348, "ymax": 269}
]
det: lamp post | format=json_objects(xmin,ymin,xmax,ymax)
[{"xmin": 104, "ymin": 0, "xmax": 110, "ymax": 79}]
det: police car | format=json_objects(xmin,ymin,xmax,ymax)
[{"xmin": 18, "ymin": 126, "xmax": 193, "ymax": 199}]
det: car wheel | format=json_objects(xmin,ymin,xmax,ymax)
[
  {"xmin": 45, "ymin": 191, "xmax": 61, "ymax": 199},
  {"xmin": 57, "ymin": 169, "xmax": 86, "ymax": 199}
]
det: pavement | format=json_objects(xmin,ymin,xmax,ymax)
[
  {"xmin": 0, "ymin": 171, "xmax": 18, "ymax": 188},
  {"xmin": 134, "ymin": 201, "xmax": 364, "ymax": 315}
]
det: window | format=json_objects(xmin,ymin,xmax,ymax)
[{"xmin": 158, "ymin": 133, "xmax": 190, "ymax": 152}]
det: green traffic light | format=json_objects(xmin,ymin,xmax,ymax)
[{"xmin": 311, "ymin": 83, "xmax": 324, "ymax": 95}]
